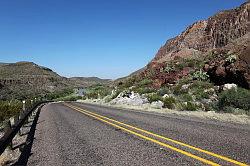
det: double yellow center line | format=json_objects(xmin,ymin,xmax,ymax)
[{"xmin": 63, "ymin": 103, "xmax": 248, "ymax": 166}]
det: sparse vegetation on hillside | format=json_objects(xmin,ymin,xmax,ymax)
[
  {"xmin": 45, "ymin": 88, "xmax": 74, "ymax": 100},
  {"xmin": 84, "ymin": 84, "xmax": 112, "ymax": 99}
]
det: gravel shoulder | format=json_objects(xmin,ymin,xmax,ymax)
[{"xmin": 79, "ymin": 99, "xmax": 250, "ymax": 125}]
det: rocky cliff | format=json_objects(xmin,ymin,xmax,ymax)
[
  {"xmin": 153, "ymin": 2, "xmax": 249, "ymax": 62},
  {"xmin": 142, "ymin": 2, "xmax": 250, "ymax": 88}
]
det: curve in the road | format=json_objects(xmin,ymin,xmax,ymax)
[{"xmin": 64, "ymin": 103, "xmax": 248, "ymax": 166}]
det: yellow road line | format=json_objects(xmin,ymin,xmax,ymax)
[
  {"xmin": 65, "ymin": 103, "xmax": 248, "ymax": 166},
  {"xmin": 64, "ymin": 103, "xmax": 220, "ymax": 166}
]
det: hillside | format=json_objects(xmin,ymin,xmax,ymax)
[
  {"xmin": 69, "ymin": 77, "xmax": 111, "ymax": 87},
  {"xmin": 0, "ymin": 62, "xmax": 69, "ymax": 100},
  {"xmin": 104, "ymin": 2, "xmax": 250, "ymax": 114},
  {"xmin": 0, "ymin": 62, "xmax": 110, "ymax": 100},
  {"xmin": 129, "ymin": 2, "xmax": 250, "ymax": 89}
]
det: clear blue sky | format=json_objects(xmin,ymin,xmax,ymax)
[{"xmin": 0, "ymin": 0, "xmax": 246, "ymax": 79}]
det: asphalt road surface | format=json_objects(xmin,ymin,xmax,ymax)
[{"xmin": 25, "ymin": 102, "xmax": 250, "ymax": 166}]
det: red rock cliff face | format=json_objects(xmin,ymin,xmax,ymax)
[{"xmin": 152, "ymin": 2, "xmax": 249, "ymax": 62}]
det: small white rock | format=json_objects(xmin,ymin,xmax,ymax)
[{"xmin": 223, "ymin": 83, "xmax": 237, "ymax": 91}]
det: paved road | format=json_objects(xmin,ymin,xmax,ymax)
[{"xmin": 25, "ymin": 102, "xmax": 250, "ymax": 166}]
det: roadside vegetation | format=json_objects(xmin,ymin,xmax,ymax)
[
  {"xmin": 0, "ymin": 99, "xmax": 36, "ymax": 123},
  {"xmin": 0, "ymin": 88, "xmax": 78, "ymax": 123},
  {"xmin": 81, "ymin": 52, "xmax": 250, "ymax": 116},
  {"xmin": 0, "ymin": 100, "xmax": 22, "ymax": 122}
]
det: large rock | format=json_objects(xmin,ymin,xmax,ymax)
[
  {"xmin": 150, "ymin": 101, "xmax": 164, "ymax": 109},
  {"xmin": 111, "ymin": 91, "xmax": 149, "ymax": 106},
  {"xmin": 223, "ymin": 83, "xmax": 237, "ymax": 91}
]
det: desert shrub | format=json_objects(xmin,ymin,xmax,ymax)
[
  {"xmin": 175, "ymin": 63, "xmax": 185, "ymax": 70},
  {"xmin": 190, "ymin": 80, "xmax": 213, "ymax": 89},
  {"xmin": 181, "ymin": 102, "xmax": 198, "ymax": 111},
  {"xmin": 173, "ymin": 84, "xmax": 188, "ymax": 95},
  {"xmin": 148, "ymin": 69, "xmax": 156, "ymax": 77},
  {"xmin": 189, "ymin": 81, "xmax": 213, "ymax": 100},
  {"xmin": 147, "ymin": 94, "xmax": 162, "ymax": 103},
  {"xmin": 138, "ymin": 78, "xmax": 152, "ymax": 86},
  {"xmin": 218, "ymin": 88, "xmax": 250, "ymax": 113},
  {"xmin": 225, "ymin": 54, "xmax": 237, "ymax": 63},
  {"xmin": 203, "ymin": 103, "xmax": 215, "ymax": 112},
  {"xmin": 162, "ymin": 97, "xmax": 176, "ymax": 109},
  {"xmin": 134, "ymin": 87, "xmax": 155, "ymax": 95},
  {"xmin": 186, "ymin": 59, "xmax": 196, "ymax": 67},
  {"xmin": 84, "ymin": 84, "xmax": 112, "ymax": 99},
  {"xmin": 45, "ymin": 88, "xmax": 74, "ymax": 100},
  {"xmin": 164, "ymin": 65, "xmax": 175, "ymax": 73},
  {"xmin": 119, "ymin": 76, "xmax": 137, "ymax": 88},
  {"xmin": 86, "ymin": 92, "xmax": 99, "ymax": 99},
  {"xmin": 158, "ymin": 87, "xmax": 171, "ymax": 96},
  {"xmin": 193, "ymin": 88, "xmax": 210, "ymax": 100},
  {"xmin": 178, "ymin": 77, "xmax": 192, "ymax": 85},
  {"xmin": 192, "ymin": 70, "xmax": 209, "ymax": 81},
  {"xmin": 0, "ymin": 100, "xmax": 22, "ymax": 122},
  {"xmin": 179, "ymin": 93, "xmax": 193, "ymax": 102},
  {"xmin": 56, "ymin": 95, "xmax": 82, "ymax": 101}
]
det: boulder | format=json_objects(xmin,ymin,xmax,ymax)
[
  {"xmin": 150, "ymin": 101, "xmax": 164, "ymax": 109},
  {"xmin": 110, "ymin": 91, "xmax": 149, "ymax": 106},
  {"xmin": 223, "ymin": 83, "xmax": 237, "ymax": 91},
  {"xmin": 163, "ymin": 94, "xmax": 169, "ymax": 98}
]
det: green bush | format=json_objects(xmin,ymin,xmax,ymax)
[
  {"xmin": 134, "ymin": 87, "xmax": 155, "ymax": 95},
  {"xmin": 189, "ymin": 81, "xmax": 213, "ymax": 100},
  {"xmin": 138, "ymin": 78, "xmax": 152, "ymax": 86},
  {"xmin": 0, "ymin": 100, "xmax": 22, "ymax": 122},
  {"xmin": 173, "ymin": 84, "xmax": 188, "ymax": 95},
  {"xmin": 158, "ymin": 87, "xmax": 171, "ymax": 96},
  {"xmin": 190, "ymin": 80, "xmax": 213, "ymax": 89},
  {"xmin": 182, "ymin": 102, "xmax": 198, "ymax": 111},
  {"xmin": 175, "ymin": 63, "xmax": 185, "ymax": 70},
  {"xmin": 218, "ymin": 88, "xmax": 250, "ymax": 113},
  {"xmin": 192, "ymin": 70, "xmax": 209, "ymax": 81},
  {"xmin": 193, "ymin": 89, "xmax": 210, "ymax": 100},
  {"xmin": 56, "ymin": 95, "xmax": 82, "ymax": 101},
  {"xmin": 164, "ymin": 65, "xmax": 175, "ymax": 73},
  {"xmin": 179, "ymin": 93, "xmax": 193, "ymax": 102},
  {"xmin": 45, "ymin": 88, "xmax": 74, "ymax": 100},
  {"xmin": 147, "ymin": 94, "xmax": 162, "ymax": 103},
  {"xmin": 119, "ymin": 76, "xmax": 137, "ymax": 88},
  {"xmin": 84, "ymin": 84, "xmax": 112, "ymax": 99},
  {"xmin": 162, "ymin": 97, "xmax": 176, "ymax": 109}
]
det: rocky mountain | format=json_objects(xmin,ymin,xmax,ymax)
[
  {"xmin": 138, "ymin": 2, "xmax": 250, "ymax": 88},
  {"xmin": 0, "ymin": 62, "xmax": 68, "ymax": 100},
  {"xmin": 0, "ymin": 62, "xmax": 110, "ymax": 100},
  {"xmin": 69, "ymin": 77, "xmax": 111, "ymax": 87},
  {"xmin": 153, "ymin": 2, "xmax": 249, "ymax": 62}
]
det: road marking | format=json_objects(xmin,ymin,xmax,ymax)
[
  {"xmin": 64, "ymin": 103, "xmax": 220, "ymax": 166},
  {"xmin": 64, "ymin": 103, "xmax": 248, "ymax": 166}
]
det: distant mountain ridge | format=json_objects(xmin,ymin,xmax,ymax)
[{"xmin": 0, "ymin": 61, "xmax": 110, "ymax": 100}]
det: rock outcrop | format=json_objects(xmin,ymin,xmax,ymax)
[
  {"xmin": 152, "ymin": 2, "xmax": 249, "ymax": 62},
  {"xmin": 140, "ymin": 2, "xmax": 250, "ymax": 88}
]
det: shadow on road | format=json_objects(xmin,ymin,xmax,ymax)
[{"xmin": 12, "ymin": 108, "xmax": 41, "ymax": 166}]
